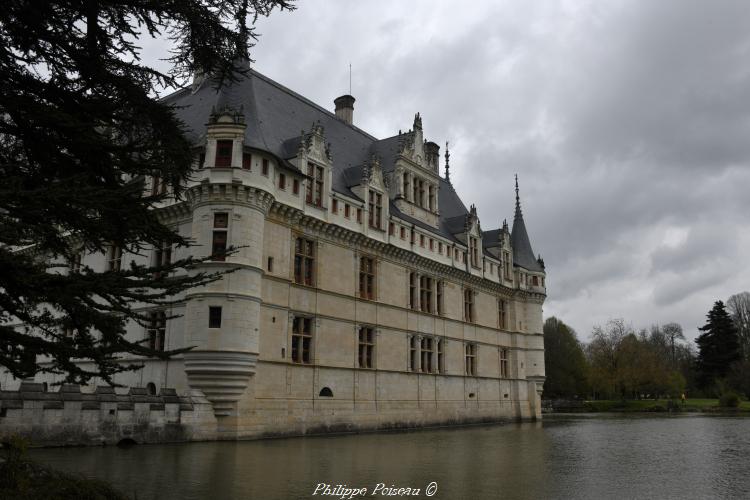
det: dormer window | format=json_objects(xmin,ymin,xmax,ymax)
[
  {"xmin": 470, "ymin": 236, "xmax": 480, "ymax": 268},
  {"xmin": 306, "ymin": 162, "xmax": 324, "ymax": 207},
  {"xmin": 368, "ymin": 190, "xmax": 382, "ymax": 229},
  {"xmin": 215, "ymin": 140, "xmax": 232, "ymax": 167}
]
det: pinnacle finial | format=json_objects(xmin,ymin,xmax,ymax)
[
  {"xmin": 514, "ymin": 174, "xmax": 523, "ymax": 218},
  {"xmin": 444, "ymin": 141, "xmax": 451, "ymax": 182}
]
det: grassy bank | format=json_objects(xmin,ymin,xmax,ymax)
[{"xmin": 580, "ymin": 398, "xmax": 750, "ymax": 413}]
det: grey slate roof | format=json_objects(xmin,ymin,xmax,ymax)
[
  {"xmin": 511, "ymin": 183, "xmax": 544, "ymax": 272},
  {"xmin": 164, "ymin": 66, "xmax": 539, "ymax": 265}
]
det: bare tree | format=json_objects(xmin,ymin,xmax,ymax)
[
  {"xmin": 728, "ymin": 292, "xmax": 750, "ymax": 360},
  {"xmin": 662, "ymin": 323, "xmax": 685, "ymax": 365}
]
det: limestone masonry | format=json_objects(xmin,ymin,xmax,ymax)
[{"xmin": 0, "ymin": 65, "xmax": 547, "ymax": 444}]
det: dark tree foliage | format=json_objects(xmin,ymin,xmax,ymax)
[
  {"xmin": 695, "ymin": 300, "xmax": 742, "ymax": 388},
  {"xmin": 0, "ymin": 0, "xmax": 293, "ymax": 384},
  {"xmin": 542, "ymin": 316, "xmax": 589, "ymax": 398}
]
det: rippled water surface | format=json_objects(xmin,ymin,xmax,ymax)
[{"xmin": 29, "ymin": 414, "xmax": 750, "ymax": 500}]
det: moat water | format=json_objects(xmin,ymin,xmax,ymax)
[{"xmin": 29, "ymin": 414, "xmax": 750, "ymax": 500}]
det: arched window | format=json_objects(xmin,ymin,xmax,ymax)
[
  {"xmin": 319, "ymin": 387, "xmax": 333, "ymax": 398},
  {"xmin": 146, "ymin": 382, "xmax": 157, "ymax": 396}
]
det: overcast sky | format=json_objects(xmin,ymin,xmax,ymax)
[{"xmin": 153, "ymin": 0, "xmax": 750, "ymax": 341}]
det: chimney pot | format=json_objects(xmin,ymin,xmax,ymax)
[{"xmin": 334, "ymin": 94, "xmax": 355, "ymax": 125}]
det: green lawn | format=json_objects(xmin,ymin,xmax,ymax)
[{"xmin": 582, "ymin": 398, "xmax": 750, "ymax": 412}]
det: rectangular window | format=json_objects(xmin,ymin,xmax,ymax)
[
  {"xmin": 212, "ymin": 212, "xmax": 228, "ymax": 261},
  {"xmin": 400, "ymin": 227, "xmax": 406, "ymax": 239},
  {"xmin": 499, "ymin": 299, "xmax": 508, "ymax": 329},
  {"xmin": 532, "ymin": 275, "xmax": 539, "ymax": 286},
  {"xmin": 208, "ymin": 306, "xmax": 222, "ymax": 328},
  {"xmin": 436, "ymin": 280, "xmax": 444, "ymax": 316},
  {"xmin": 409, "ymin": 335, "xmax": 419, "ymax": 372},
  {"xmin": 151, "ymin": 175, "xmax": 167, "ymax": 196},
  {"xmin": 215, "ymin": 140, "xmax": 232, "ymax": 167},
  {"xmin": 470, "ymin": 236, "xmax": 479, "ymax": 268},
  {"xmin": 359, "ymin": 256, "xmax": 376, "ymax": 300},
  {"xmin": 306, "ymin": 162, "xmax": 324, "ymax": 207},
  {"xmin": 368, "ymin": 190, "xmax": 383, "ymax": 229},
  {"xmin": 358, "ymin": 326, "xmax": 375, "ymax": 369},
  {"xmin": 420, "ymin": 337, "xmax": 434, "ymax": 373},
  {"xmin": 262, "ymin": 158, "xmax": 269, "ymax": 176},
  {"xmin": 356, "ymin": 208, "xmax": 362, "ymax": 223},
  {"xmin": 420, "ymin": 235, "xmax": 425, "ymax": 247},
  {"xmin": 147, "ymin": 311, "xmax": 167, "ymax": 352},
  {"xmin": 464, "ymin": 288, "xmax": 474, "ymax": 323},
  {"xmin": 411, "ymin": 229, "xmax": 415, "ymax": 244},
  {"xmin": 153, "ymin": 240, "xmax": 172, "ymax": 278},
  {"xmin": 419, "ymin": 275, "xmax": 433, "ymax": 313},
  {"xmin": 465, "ymin": 343, "xmax": 477, "ymax": 376},
  {"xmin": 345, "ymin": 204, "xmax": 351, "ymax": 218},
  {"xmin": 332, "ymin": 199, "xmax": 338, "ymax": 213},
  {"xmin": 429, "ymin": 239, "xmax": 434, "ymax": 251},
  {"xmin": 437, "ymin": 339, "xmax": 445, "ymax": 374},
  {"xmin": 291, "ymin": 316, "xmax": 312, "ymax": 364},
  {"xmin": 503, "ymin": 251, "xmax": 511, "ymax": 280},
  {"xmin": 278, "ymin": 173, "xmax": 286, "ymax": 190},
  {"xmin": 294, "ymin": 237, "xmax": 315, "ymax": 286},
  {"xmin": 106, "ymin": 245, "xmax": 122, "ymax": 272},
  {"xmin": 409, "ymin": 272, "xmax": 418, "ymax": 310},
  {"xmin": 500, "ymin": 348, "xmax": 509, "ymax": 378},
  {"xmin": 69, "ymin": 251, "xmax": 83, "ymax": 273},
  {"xmin": 403, "ymin": 174, "xmax": 410, "ymax": 200},
  {"xmin": 267, "ymin": 256, "xmax": 274, "ymax": 272},
  {"xmin": 389, "ymin": 222, "xmax": 395, "ymax": 236},
  {"xmin": 293, "ymin": 179, "xmax": 300, "ymax": 195},
  {"xmin": 454, "ymin": 248, "xmax": 459, "ymax": 259},
  {"xmin": 438, "ymin": 242, "xmax": 443, "ymax": 254},
  {"xmin": 428, "ymin": 185, "xmax": 435, "ymax": 211},
  {"xmin": 242, "ymin": 152, "xmax": 252, "ymax": 170}
]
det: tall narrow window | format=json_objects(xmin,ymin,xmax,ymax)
[
  {"xmin": 400, "ymin": 227, "xmax": 406, "ymax": 239},
  {"xmin": 278, "ymin": 173, "xmax": 286, "ymax": 190},
  {"xmin": 420, "ymin": 275, "xmax": 433, "ymax": 313},
  {"xmin": 151, "ymin": 175, "xmax": 166, "ymax": 196},
  {"xmin": 215, "ymin": 140, "xmax": 232, "ymax": 167},
  {"xmin": 389, "ymin": 222, "xmax": 395, "ymax": 236},
  {"xmin": 356, "ymin": 208, "xmax": 362, "ymax": 223},
  {"xmin": 293, "ymin": 179, "xmax": 300, "ymax": 195},
  {"xmin": 306, "ymin": 162, "xmax": 324, "ymax": 207},
  {"xmin": 359, "ymin": 256, "xmax": 376, "ymax": 300},
  {"xmin": 437, "ymin": 339, "xmax": 445, "ymax": 374},
  {"xmin": 500, "ymin": 348, "xmax": 509, "ymax": 378},
  {"xmin": 262, "ymin": 158, "xmax": 269, "ymax": 176},
  {"xmin": 153, "ymin": 240, "xmax": 172, "ymax": 278},
  {"xmin": 498, "ymin": 299, "xmax": 508, "ymax": 329},
  {"xmin": 470, "ymin": 237, "xmax": 480, "ymax": 268},
  {"xmin": 436, "ymin": 280, "xmax": 444, "ymax": 316},
  {"xmin": 69, "ymin": 251, "xmax": 83, "ymax": 273},
  {"xmin": 291, "ymin": 316, "xmax": 312, "ymax": 364},
  {"xmin": 367, "ymin": 191, "xmax": 382, "ymax": 229},
  {"xmin": 420, "ymin": 337, "xmax": 434, "ymax": 373},
  {"xmin": 345, "ymin": 204, "xmax": 351, "ymax": 218},
  {"xmin": 428, "ymin": 185, "xmax": 435, "ymax": 211},
  {"xmin": 147, "ymin": 311, "xmax": 167, "ymax": 352},
  {"xmin": 465, "ymin": 343, "xmax": 477, "ymax": 376},
  {"xmin": 242, "ymin": 152, "xmax": 252, "ymax": 170},
  {"xmin": 403, "ymin": 174, "xmax": 410, "ymax": 200},
  {"xmin": 409, "ymin": 336, "xmax": 419, "ymax": 372},
  {"xmin": 332, "ymin": 199, "xmax": 338, "ymax": 213},
  {"xmin": 464, "ymin": 288, "xmax": 474, "ymax": 323},
  {"xmin": 409, "ymin": 272, "xmax": 418, "ymax": 310},
  {"xmin": 106, "ymin": 245, "xmax": 122, "ymax": 271},
  {"xmin": 212, "ymin": 212, "xmax": 228, "ymax": 261},
  {"xmin": 358, "ymin": 326, "xmax": 375, "ymax": 369},
  {"xmin": 503, "ymin": 251, "xmax": 511, "ymax": 280},
  {"xmin": 208, "ymin": 306, "xmax": 222, "ymax": 328},
  {"xmin": 294, "ymin": 237, "xmax": 315, "ymax": 286},
  {"xmin": 532, "ymin": 275, "xmax": 539, "ymax": 286}
]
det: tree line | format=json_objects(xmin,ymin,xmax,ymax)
[{"xmin": 543, "ymin": 291, "xmax": 750, "ymax": 400}]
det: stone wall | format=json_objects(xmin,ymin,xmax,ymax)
[{"xmin": 0, "ymin": 382, "xmax": 217, "ymax": 447}]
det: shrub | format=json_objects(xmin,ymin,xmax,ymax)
[{"xmin": 718, "ymin": 392, "xmax": 740, "ymax": 408}]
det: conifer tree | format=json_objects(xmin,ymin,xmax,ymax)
[
  {"xmin": 0, "ymin": 0, "xmax": 293, "ymax": 384},
  {"xmin": 695, "ymin": 300, "xmax": 741, "ymax": 388}
]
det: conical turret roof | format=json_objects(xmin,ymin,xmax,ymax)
[{"xmin": 511, "ymin": 176, "xmax": 544, "ymax": 272}]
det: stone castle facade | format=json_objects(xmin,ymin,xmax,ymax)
[{"xmin": 1, "ymin": 67, "xmax": 547, "ymax": 441}]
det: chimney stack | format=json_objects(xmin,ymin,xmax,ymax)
[{"xmin": 334, "ymin": 95, "xmax": 355, "ymax": 125}]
